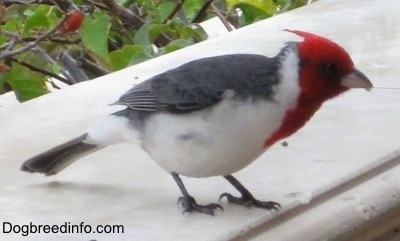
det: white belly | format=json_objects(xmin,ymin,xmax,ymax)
[
  {"xmin": 86, "ymin": 50, "xmax": 300, "ymax": 177},
  {"xmin": 141, "ymin": 97, "xmax": 289, "ymax": 177}
]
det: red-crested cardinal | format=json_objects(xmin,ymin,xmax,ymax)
[{"xmin": 21, "ymin": 30, "xmax": 373, "ymax": 215}]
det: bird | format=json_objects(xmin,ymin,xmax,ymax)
[{"xmin": 21, "ymin": 30, "xmax": 373, "ymax": 215}]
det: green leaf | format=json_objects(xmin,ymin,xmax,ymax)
[
  {"xmin": 134, "ymin": 22, "xmax": 153, "ymax": 46},
  {"xmin": 286, "ymin": 0, "xmax": 310, "ymax": 11},
  {"xmin": 3, "ymin": 14, "xmax": 24, "ymax": 33},
  {"xmin": 147, "ymin": 21, "xmax": 207, "ymax": 44},
  {"xmin": 122, "ymin": 0, "xmax": 136, "ymax": 7},
  {"xmin": 3, "ymin": 64, "xmax": 48, "ymax": 102},
  {"xmin": 109, "ymin": 45, "xmax": 151, "ymax": 71},
  {"xmin": 46, "ymin": 63, "xmax": 62, "ymax": 75},
  {"xmin": 235, "ymin": 3, "xmax": 272, "ymax": 25},
  {"xmin": 128, "ymin": 52, "xmax": 153, "ymax": 66},
  {"xmin": 156, "ymin": 2, "xmax": 175, "ymax": 22},
  {"xmin": 81, "ymin": 11, "xmax": 110, "ymax": 60},
  {"xmin": 227, "ymin": 0, "xmax": 276, "ymax": 15},
  {"xmin": 24, "ymin": 14, "xmax": 49, "ymax": 33},
  {"xmin": 23, "ymin": 6, "xmax": 52, "ymax": 35},
  {"xmin": 0, "ymin": 35, "xmax": 7, "ymax": 47},
  {"xmin": 148, "ymin": 23, "xmax": 174, "ymax": 43},
  {"xmin": 179, "ymin": 24, "xmax": 208, "ymax": 41},
  {"xmin": 23, "ymin": 9, "xmax": 35, "ymax": 17},
  {"xmin": 183, "ymin": 0, "xmax": 204, "ymax": 20},
  {"xmin": 162, "ymin": 39, "xmax": 193, "ymax": 54}
]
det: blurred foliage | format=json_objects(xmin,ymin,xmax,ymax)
[{"xmin": 0, "ymin": 0, "xmax": 313, "ymax": 102}]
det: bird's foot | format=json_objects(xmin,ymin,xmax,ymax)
[
  {"xmin": 178, "ymin": 195, "xmax": 223, "ymax": 216},
  {"xmin": 220, "ymin": 192, "xmax": 280, "ymax": 211}
]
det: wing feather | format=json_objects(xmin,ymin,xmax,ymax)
[{"xmin": 114, "ymin": 54, "xmax": 280, "ymax": 114}]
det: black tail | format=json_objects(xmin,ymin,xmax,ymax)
[{"xmin": 21, "ymin": 134, "xmax": 102, "ymax": 176}]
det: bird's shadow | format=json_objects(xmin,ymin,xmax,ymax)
[
  {"xmin": 29, "ymin": 180, "xmax": 125, "ymax": 194},
  {"xmin": 24, "ymin": 180, "xmax": 172, "ymax": 211}
]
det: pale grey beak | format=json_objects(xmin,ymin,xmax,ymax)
[{"xmin": 341, "ymin": 69, "xmax": 373, "ymax": 91}]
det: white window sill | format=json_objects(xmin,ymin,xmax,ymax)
[{"xmin": 1, "ymin": 0, "xmax": 400, "ymax": 240}]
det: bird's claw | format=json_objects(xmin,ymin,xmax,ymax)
[
  {"xmin": 178, "ymin": 196, "xmax": 223, "ymax": 216},
  {"xmin": 219, "ymin": 192, "xmax": 281, "ymax": 211}
]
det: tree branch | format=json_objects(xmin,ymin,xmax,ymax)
[
  {"xmin": 0, "ymin": 16, "xmax": 67, "ymax": 60},
  {"xmin": 22, "ymin": 36, "xmax": 81, "ymax": 45},
  {"xmin": 162, "ymin": 0, "xmax": 185, "ymax": 24},
  {"xmin": 10, "ymin": 57, "xmax": 68, "ymax": 86},
  {"xmin": 59, "ymin": 50, "xmax": 89, "ymax": 83},
  {"xmin": 100, "ymin": 0, "xmax": 172, "ymax": 47},
  {"xmin": 76, "ymin": 57, "xmax": 109, "ymax": 77},
  {"xmin": 3, "ymin": 0, "xmax": 54, "ymax": 7},
  {"xmin": 191, "ymin": 0, "xmax": 214, "ymax": 23},
  {"xmin": 101, "ymin": 0, "xmax": 145, "ymax": 29},
  {"xmin": 211, "ymin": 3, "xmax": 234, "ymax": 32},
  {"xmin": 33, "ymin": 46, "xmax": 77, "ymax": 84}
]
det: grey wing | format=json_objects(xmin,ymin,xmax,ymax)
[{"xmin": 114, "ymin": 54, "xmax": 279, "ymax": 114}]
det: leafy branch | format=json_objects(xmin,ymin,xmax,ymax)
[
  {"xmin": 0, "ymin": 0, "xmax": 313, "ymax": 102},
  {"xmin": 0, "ymin": 16, "xmax": 68, "ymax": 59}
]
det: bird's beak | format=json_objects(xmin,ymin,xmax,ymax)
[{"xmin": 341, "ymin": 69, "xmax": 373, "ymax": 91}]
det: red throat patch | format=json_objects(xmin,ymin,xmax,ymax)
[{"xmin": 263, "ymin": 95, "xmax": 323, "ymax": 147}]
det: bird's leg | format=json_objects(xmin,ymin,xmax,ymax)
[
  {"xmin": 171, "ymin": 172, "xmax": 223, "ymax": 215},
  {"xmin": 220, "ymin": 175, "xmax": 281, "ymax": 211}
]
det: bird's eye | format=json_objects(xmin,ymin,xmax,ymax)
[{"xmin": 320, "ymin": 62, "xmax": 339, "ymax": 80}]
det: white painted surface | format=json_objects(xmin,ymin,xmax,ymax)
[{"xmin": 1, "ymin": 0, "xmax": 400, "ymax": 240}]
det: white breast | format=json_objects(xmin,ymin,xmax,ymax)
[
  {"xmin": 141, "ymin": 50, "xmax": 301, "ymax": 178},
  {"xmin": 142, "ymin": 98, "xmax": 293, "ymax": 177},
  {"xmin": 86, "ymin": 49, "xmax": 300, "ymax": 178}
]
